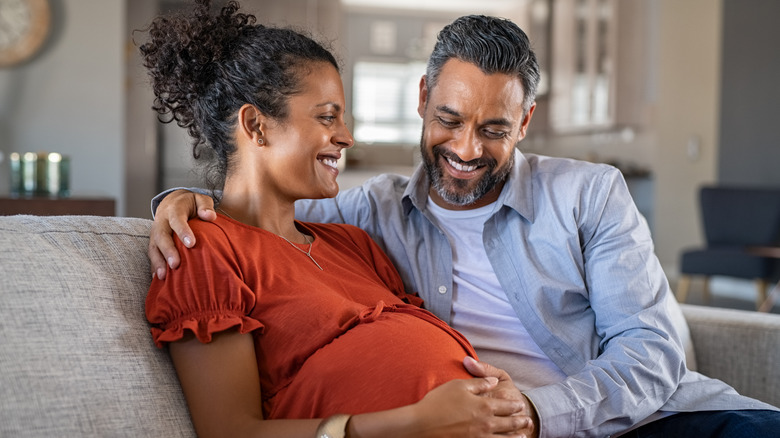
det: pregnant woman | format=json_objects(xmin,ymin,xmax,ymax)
[{"xmin": 143, "ymin": 1, "xmax": 529, "ymax": 437}]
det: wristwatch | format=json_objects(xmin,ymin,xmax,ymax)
[{"xmin": 315, "ymin": 414, "xmax": 351, "ymax": 438}]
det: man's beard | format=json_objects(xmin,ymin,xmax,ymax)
[{"xmin": 421, "ymin": 136, "xmax": 513, "ymax": 207}]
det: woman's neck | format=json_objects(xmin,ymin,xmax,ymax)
[{"xmin": 218, "ymin": 180, "xmax": 305, "ymax": 243}]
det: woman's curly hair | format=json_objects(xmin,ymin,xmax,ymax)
[{"xmin": 139, "ymin": 0, "xmax": 338, "ymax": 191}]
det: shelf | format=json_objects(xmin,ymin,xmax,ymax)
[{"xmin": 0, "ymin": 196, "xmax": 116, "ymax": 216}]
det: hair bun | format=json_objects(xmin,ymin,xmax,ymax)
[{"xmin": 140, "ymin": 0, "xmax": 256, "ymax": 122}]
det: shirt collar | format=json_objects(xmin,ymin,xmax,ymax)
[{"xmin": 402, "ymin": 149, "xmax": 535, "ymax": 222}]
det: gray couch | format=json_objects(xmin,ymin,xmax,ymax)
[{"xmin": 1, "ymin": 214, "xmax": 779, "ymax": 437}]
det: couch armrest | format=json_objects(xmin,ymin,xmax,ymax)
[
  {"xmin": 0, "ymin": 215, "xmax": 195, "ymax": 437},
  {"xmin": 680, "ymin": 304, "xmax": 780, "ymax": 407}
]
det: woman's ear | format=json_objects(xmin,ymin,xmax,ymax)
[{"xmin": 237, "ymin": 104, "xmax": 266, "ymax": 146}]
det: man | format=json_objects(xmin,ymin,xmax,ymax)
[{"xmin": 149, "ymin": 15, "xmax": 779, "ymax": 437}]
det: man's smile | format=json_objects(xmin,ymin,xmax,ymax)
[{"xmin": 445, "ymin": 156, "xmax": 479, "ymax": 173}]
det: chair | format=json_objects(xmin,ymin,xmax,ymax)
[{"xmin": 677, "ymin": 186, "xmax": 780, "ymax": 309}]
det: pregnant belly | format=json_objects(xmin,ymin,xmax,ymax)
[{"xmin": 267, "ymin": 302, "xmax": 476, "ymax": 419}]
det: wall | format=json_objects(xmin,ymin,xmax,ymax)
[
  {"xmin": 718, "ymin": 0, "xmax": 780, "ymax": 186},
  {"xmin": 125, "ymin": 0, "xmax": 160, "ymax": 219},
  {"xmin": 653, "ymin": 0, "xmax": 722, "ymax": 276},
  {"xmin": 0, "ymin": 0, "xmax": 126, "ymax": 215}
]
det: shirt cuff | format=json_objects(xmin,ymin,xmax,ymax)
[
  {"xmin": 523, "ymin": 384, "xmax": 579, "ymax": 438},
  {"xmin": 149, "ymin": 187, "xmax": 216, "ymax": 218}
]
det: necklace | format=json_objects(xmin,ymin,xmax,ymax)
[
  {"xmin": 217, "ymin": 207, "xmax": 323, "ymax": 270},
  {"xmin": 278, "ymin": 233, "xmax": 323, "ymax": 270}
]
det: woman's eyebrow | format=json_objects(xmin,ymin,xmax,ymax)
[{"xmin": 316, "ymin": 102, "xmax": 342, "ymax": 112}]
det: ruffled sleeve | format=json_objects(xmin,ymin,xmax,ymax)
[{"xmin": 145, "ymin": 220, "xmax": 264, "ymax": 348}]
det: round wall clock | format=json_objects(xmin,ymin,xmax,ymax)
[{"xmin": 0, "ymin": 0, "xmax": 52, "ymax": 67}]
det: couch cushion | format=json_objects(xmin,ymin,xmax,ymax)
[
  {"xmin": 0, "ymin": 215, "xmax": 194, "ymax": 437},
  {"xmin": 681, "ymin": 304, "xmax": 780, "ymax": 408}
]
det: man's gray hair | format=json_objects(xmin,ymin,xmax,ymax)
[{"xmin": 426, "ymin": 15, "xmax": 540, "ymax": 114}]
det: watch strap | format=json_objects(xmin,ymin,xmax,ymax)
[{"xmin": 315, "ymin": 414, "xmax": 351, "ymax": 438}]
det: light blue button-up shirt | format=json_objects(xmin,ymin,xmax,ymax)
[{"xmin": 293, "ymin": 150, "xmax": 775, "ymax": 437}]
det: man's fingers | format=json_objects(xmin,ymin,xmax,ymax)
[
  {"xmin": 460, "ymin": 376, "xmax": 499, "ymax": 397},
  {"xmin": 148, "ymin": 238, "xmax": 168, "ymax": 280},
  {"xmin": 464, "ymin": 356, "xmax": 526, "ymax": 403},
  {"xmin": 482, "ymin": 397, "xmax": 534, "ymax": 436},
  {"xmin": 493, "ymin": 415, "xmax": 535, "ymax": 438},
  {"xmin": 148, "ymin": 216, "xmax": 176, "ymax": 279},
  {"xmin": 168, "ymin": 211, "xmax": 196, "ymax": 249},
  {"xmin": 194, "ymin": 193, "xmax": 216, "ymax": 221},
  {"xmin": 490, "ymin": 399, "xmax": 527, "ymax": 417},
  {"xmin": 464, "ymin": 356, "xmax": 509, "ymax": 380},
  {"xmin": 448, "ymin": 376, "xmax": 501, "ymax": 399},
  {"xmin": 148, "ymin": 190, "xmax": 211, "ymax": 280},
  {"xmin": 162, "ymin": 190, "xmax": 212, "ymax": 249},
  {"xmin": 172, "ymin": 192, "xmax": 215, "ymax": 247},
  {"xmin": 197, "ymin": 208, "xmax": 217, "ymax": 221},
  {"xmin": 463, "ymin": 355, "xmax": 488, "ymax": 377},
  {"xmin": 152, "ymin": 217, "xmax": 182, "ymax": 270}
]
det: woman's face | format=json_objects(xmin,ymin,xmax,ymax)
[{"xmin": 262, "ymin": 62, "xmax": 353, "ymax": 201}]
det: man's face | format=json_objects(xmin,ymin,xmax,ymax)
[{"xmin": 417, "ymin": 59, "xmax": 535, "ymax": 210}]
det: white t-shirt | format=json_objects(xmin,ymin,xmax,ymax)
[{"xmin": 426, "ymin": 199, "xmax": 567, "ymax": 390}]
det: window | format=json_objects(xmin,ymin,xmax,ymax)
[{"xmin": 352, "ymin": 61, "xmax": 427, "ymax": 144}]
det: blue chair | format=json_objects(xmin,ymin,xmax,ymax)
[{"xmin": 677, "ymin": 186, "xmax": 780, "ymax": 309}]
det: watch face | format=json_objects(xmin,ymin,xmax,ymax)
[{"xmin": 0, "ymin": 0, "xmax": 51, "ymax": 67}]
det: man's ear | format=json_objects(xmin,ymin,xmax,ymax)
[
  {"xmin": 518, "ymin": 102, "xmax": 536, "ymax": 139},
  {"xmin": 237, "ymin": 103, "xmax": 266, "ymax": 145},
  {"xmin": 417, "ymin": 75, "xmax": 429, "ymax": 118}
]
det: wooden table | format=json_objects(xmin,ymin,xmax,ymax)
[
  {"xmin": 747, "ymin": 246, "xmax": 780, "ymax": 312},
  {"xmin": 0, "ymin": 196, "xmax": 115, "ymax": 217}
]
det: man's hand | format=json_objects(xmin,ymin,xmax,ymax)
[
  {"xmin": 463, "ymin": 356, "xmax": 540, "ymax": 438},
  {"xmin": 149, "ymin": 190, "xmax": 216, "ymax": 280}
]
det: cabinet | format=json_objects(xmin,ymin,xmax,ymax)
[
  {"xmin": 548, "ymin": 0, "xmax": 652, "ymax": 133},
  {"xmin": 0, "ymin": 197, "xmax": 115, "ymax": 216},
  {"xmin": 550, "ymin": 0, "xmax": 617, "ymax": 132}
]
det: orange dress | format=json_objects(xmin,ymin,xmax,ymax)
[{"xmin": 145, "ymin": 215, "xmax": 476, "ymax": 418}]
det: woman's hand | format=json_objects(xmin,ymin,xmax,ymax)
[
  {"xmin": 349, "ymin": 376, "xmax": 532, "ymax": 438},
  {"xmin": 463, "ymin": 357, "xmax": 539, "ymax": 438},
  {"xmin": 463, "ymin": 356, "xmax": 524, "ymax": 401},
  {"xmin": 149, "ymin": 190, "xmax": 216, "ymax": 280},
  {"xmin": 414, "ymin": 377, "xmax": 533, "ymax": 437}
]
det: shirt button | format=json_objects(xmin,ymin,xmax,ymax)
[{"xmin": 438, "ymin": 285, "xmax": 447, "ymax": 294}]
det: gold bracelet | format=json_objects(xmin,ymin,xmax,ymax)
[{"xmin": 315, "ymin": 414, "xmax": 352, "ymax": 438}]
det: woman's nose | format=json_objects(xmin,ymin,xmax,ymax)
[{"xmin": 334, "ymin": 123, "xmax": 354, "ymax": 149}]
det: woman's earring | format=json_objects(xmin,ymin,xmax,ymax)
[{"xmin": 258, "ymin": 138, "xmax": 264, "ymax": 145}]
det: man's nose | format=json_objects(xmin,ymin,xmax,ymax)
[{"xmin": 449, "ymin": 129, "xmax": 482, "ymax": 162}]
